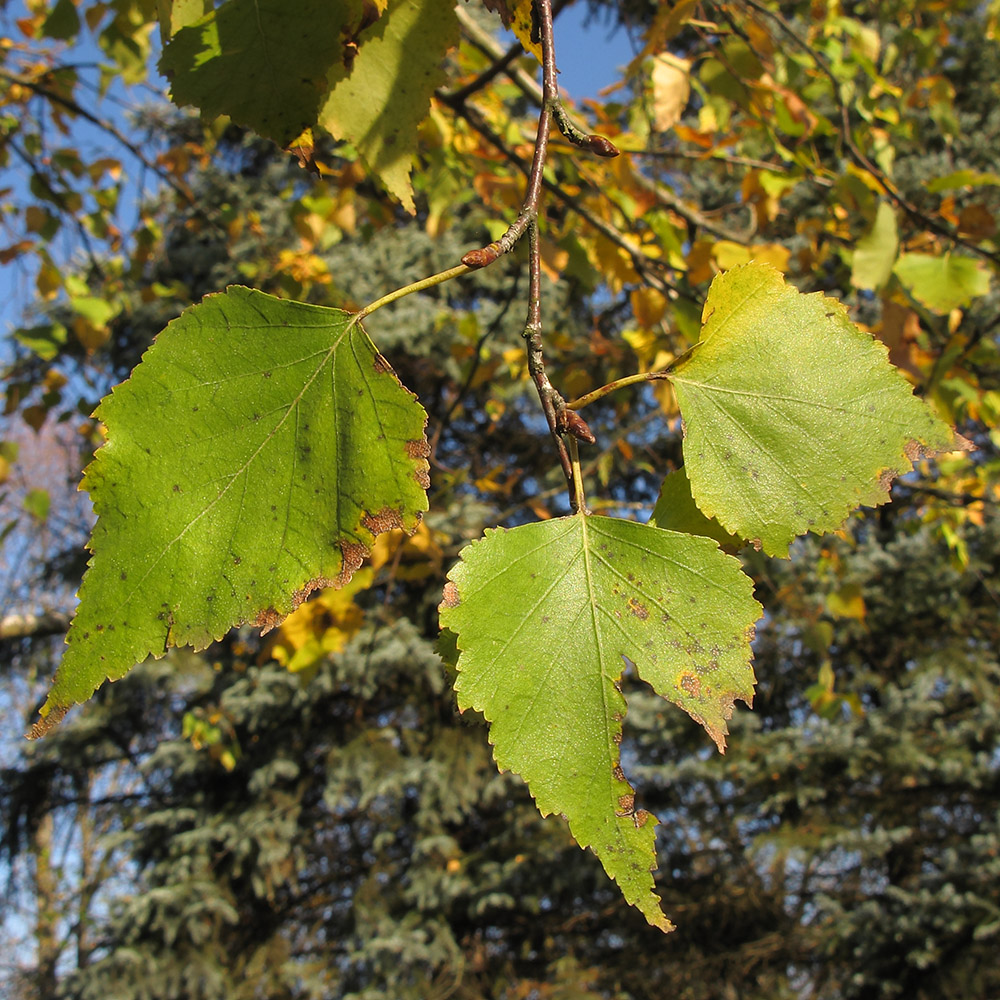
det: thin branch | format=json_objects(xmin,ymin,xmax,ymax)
[
  {"xmin": 524, "ymin": 220, "xmax": 573, "ymax": 486},
  {"xmin": 627, "ymin": 146, "xmax": 795, "ymax": 174},
  {"xmin": 0, "ymin": 611, "xmax": 71, "ymax": 640},
  {"xmin": 441, "ymin": 97, "xmax": 684, "ymax": 299},
  {"xmin": 439, "ymin": 34, "xmax": 525, "ymax": 105},
  {"xmin": 443, "ymin": 18, "xmax": 751, "ymax": 245},
  {"xmin": 0, "ymin": 69, "xmax": 194, "ymax": 206},
  {"xmin": 457, "ymin": 44, "xmax": 554, "ymax": 270}
]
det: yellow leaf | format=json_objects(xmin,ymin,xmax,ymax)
[
  {"xmin": 826, "ymin": 583, "xmax": 866, "ymax": 621},
  {"xmin": 630, "ymin": 287, "xmax": 667, "ymax": 329},
  {"xmin": 367, "ymin": 522, "xmax": 445, "ymax": 579},
  {"xmin": 262, "ymin": 569, "xmax": 373, "ymax": 672},
  {"xmin": 539, "ymin": 235, "xmax": 569, "ymax": 281},
  {"xmin": 508, "ymin": 0, "xmax": 542, "ymax": 63},
  {"xmin": 651, "ymin": 54, "xmax": 691, "ymax": 131},
  {"xmin": 72, "ymin": 316, "xmax": 111, "ymax": 353},
  {"xmin": 627, "ymin": 0, "xmax": 698, "ymax": 72},
  {"xmin": 712, "ymin": 241, "xmax": 751, "ymax": 270}
]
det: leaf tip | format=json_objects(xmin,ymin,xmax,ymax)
[{"xmin": 25, "ymin": 702, "xmax": 69, "ymax": 740}]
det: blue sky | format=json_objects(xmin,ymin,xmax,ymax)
[{"xmin": 532, "ymin": 3, "xmax": 637, "ymax": 99}]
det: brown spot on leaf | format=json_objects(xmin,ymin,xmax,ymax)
[
  {"xmin": 292, "ymin": 576, "xmax": 335, "ymax": 607},
  {"xmin": 878, "ymin": 467, "xmax": 898, "ymax": 493},
  {"xmin": 407, "ymin": 438, "xmax": 431, "ymax": 460},
  {"xmin": 440, "ymin": 581, "xmax": 460, "ymax": 609},
  {"xmin": 627, "ymin": 597, "xmax": 649, "ymax": 620},
  {"xmin": 752, "ymin": 538, "xmax": 762, "ymax": 552},
  {"xmin": 338, "ymin": 541, "xmax": 368, "ymax": 588},
  {"xmin": 406, "ymin": 437, "xmax": 432, "ymax": 490},
  {"xmin": 616, "ymin": 793, "xmax": 635, "ymax": 817},
  {"xmin": 679, "ymin": 671, "xmax": 701, "ymax": 699},
  {"xmin": 633, "ymin": 809, "xmax": 651, "ymax": 829},
  {"xmin": 362, "ymin": 506, "xmax": 404, "ymax": 536},
  {"xmin": 612, "ymin": 764, "xmax": 626, "ymax": 783},
  {"xmin": 252, "ymin": 579, "xmax": 335, "ymax": 636},
  {"xmin": 252, "ymin": 606, "xmax": 285, "ymax": 634},
  {"xmin": 372, "ymin": 353, "xmax": 392, "ymax": 374},
  {"xmin": 26, "ymin": 704, "xmax": 69, "ymax": 740}
]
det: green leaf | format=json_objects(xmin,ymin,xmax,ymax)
[
  {"xmin": 24, "ymin": 488, "xmax": 50, "ymax": 522},
  {"xmin": 670, "ymin": 263, "xmax": 956, "ymax": 556},
  {"xmin": 925, "ymin": 169, "xmax": 1000, "ymax": 193},
  {"xmin": 42, "ymin": 0, "xmax": 81, "ymax": 39},
  {"xmin": 33, "ymin": 287, "xmax": 430, "ymax": 735},
  {"xmin": 157, "ymin": 0, "xmax": 213, "ymax": 41},
  {"xmin": 649, "ymin": 467, "xmax": 742, "ymax": 550},
  {"xmin": 851, "ymin": 200, "xmax": 898, "ymax": 291},
  {"xmin": 893, "ymin": 252, "xmax": 991, "ymax": 313},
  {"xmin": 439, "ymin": 514, "xmax": 761, "ymax": 931},
  {"xmin": 159, "ymin": 0, "xmax": 360, "ymax": 147},
  {"xmin": 319, "ymin": 0, "xmax": 460, "ymax": 214},
  {"xmin": 14, "ymin": 323, "xmax": 67, "ymax": 361}
]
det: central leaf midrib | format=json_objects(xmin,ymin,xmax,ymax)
[{"xmin": 578, "ymin": 512, "xmax": 632, "ymax": 845}]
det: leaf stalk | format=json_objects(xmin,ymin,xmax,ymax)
[
  {"xmin": 357, "ymin": 263, "xmax": 472, "ymax": 319},
  {"xmin": 567, "ymin": 371, "xmax": 673, "ymax": 411}
]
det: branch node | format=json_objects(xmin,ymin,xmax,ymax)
[{"xmin": 461, "ymin": 243, "xmax": 502, "ymax": 269}]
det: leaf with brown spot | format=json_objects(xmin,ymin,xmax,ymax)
[
  {"xmin": 32, "ymin": 286, "xmax": 429, "ymax": 733},
  {"xmin": 669, "ymin": 263, "xmax": 959, "ymax": 556},
  {"xmin": 440, "ymin": 512, "xmax": 761, "ymax": 931}
]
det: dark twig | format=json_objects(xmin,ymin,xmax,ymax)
[
  {"xmin": 0, "ymin": 69, "xmax": 194, "ymax": 206},
  {"xmin": 525, "ymin": 220, "xmax": 574, "ymax": 487},
  {"xmin": 630, "ymin": 146, "xmax": 795, "ymax": 174},
  {"xmin": 445, "ymin": 16, "xmax": 752, "ymax": 245},
  {"xmin": 6, "ymin": 137, "xmax": 104, "ymax": 274},
  {"xmin": 548, "ymin": 97, "xmax": 619, "ymax": 158},
  {"xmin": 442, "ymin": 97, "xmax": 686, "ymax": 299},
  {"xmin": 458, "ymin": 53, "xmax": 553, "ymax": 271},
  {"xmin": 0, "ymin": 611, "xmax": 71, "ymax": 641},
  {"xmin": 439, "ymin": 37, "xmax": 526, "ymax": 106},
  {"xmin": 450, "ymin": 0, "xmax": 604, "ymax": 501}
]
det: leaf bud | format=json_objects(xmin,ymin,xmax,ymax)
[
  {"xmin": 586, "ymin": 134, "xmax": 620, "ymax": 158},
  {"xmin": 559, "ymin": 408, "xmax": 596, "ymax": 444},
  {"xmin": 461, "ymin": 243, "xmax": 501, "ymax": 269}
]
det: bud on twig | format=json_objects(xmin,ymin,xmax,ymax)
[
  {"xmin": 586, "ymin": 134, "xmax": 620, "ymax": 158},
  {"xmin": 558, "ymin": 407, "xmax": 596, "ymax": 444},
  {"xmin": 461, "ymin": 242, "xmax": 502, "ymax": 269}
]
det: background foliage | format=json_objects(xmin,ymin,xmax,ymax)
[{"xmin": 1, "ymin": 0, "xmax": 999, "ymax": 996}]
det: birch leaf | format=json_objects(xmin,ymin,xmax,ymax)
[{"xmin": 32, "ymin": 287, "xmax": 429, "ymax": 735}]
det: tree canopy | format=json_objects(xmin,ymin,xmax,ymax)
[{"xmin": 1, "ymin": 0, "xmax": 999, "ymax": 996}]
